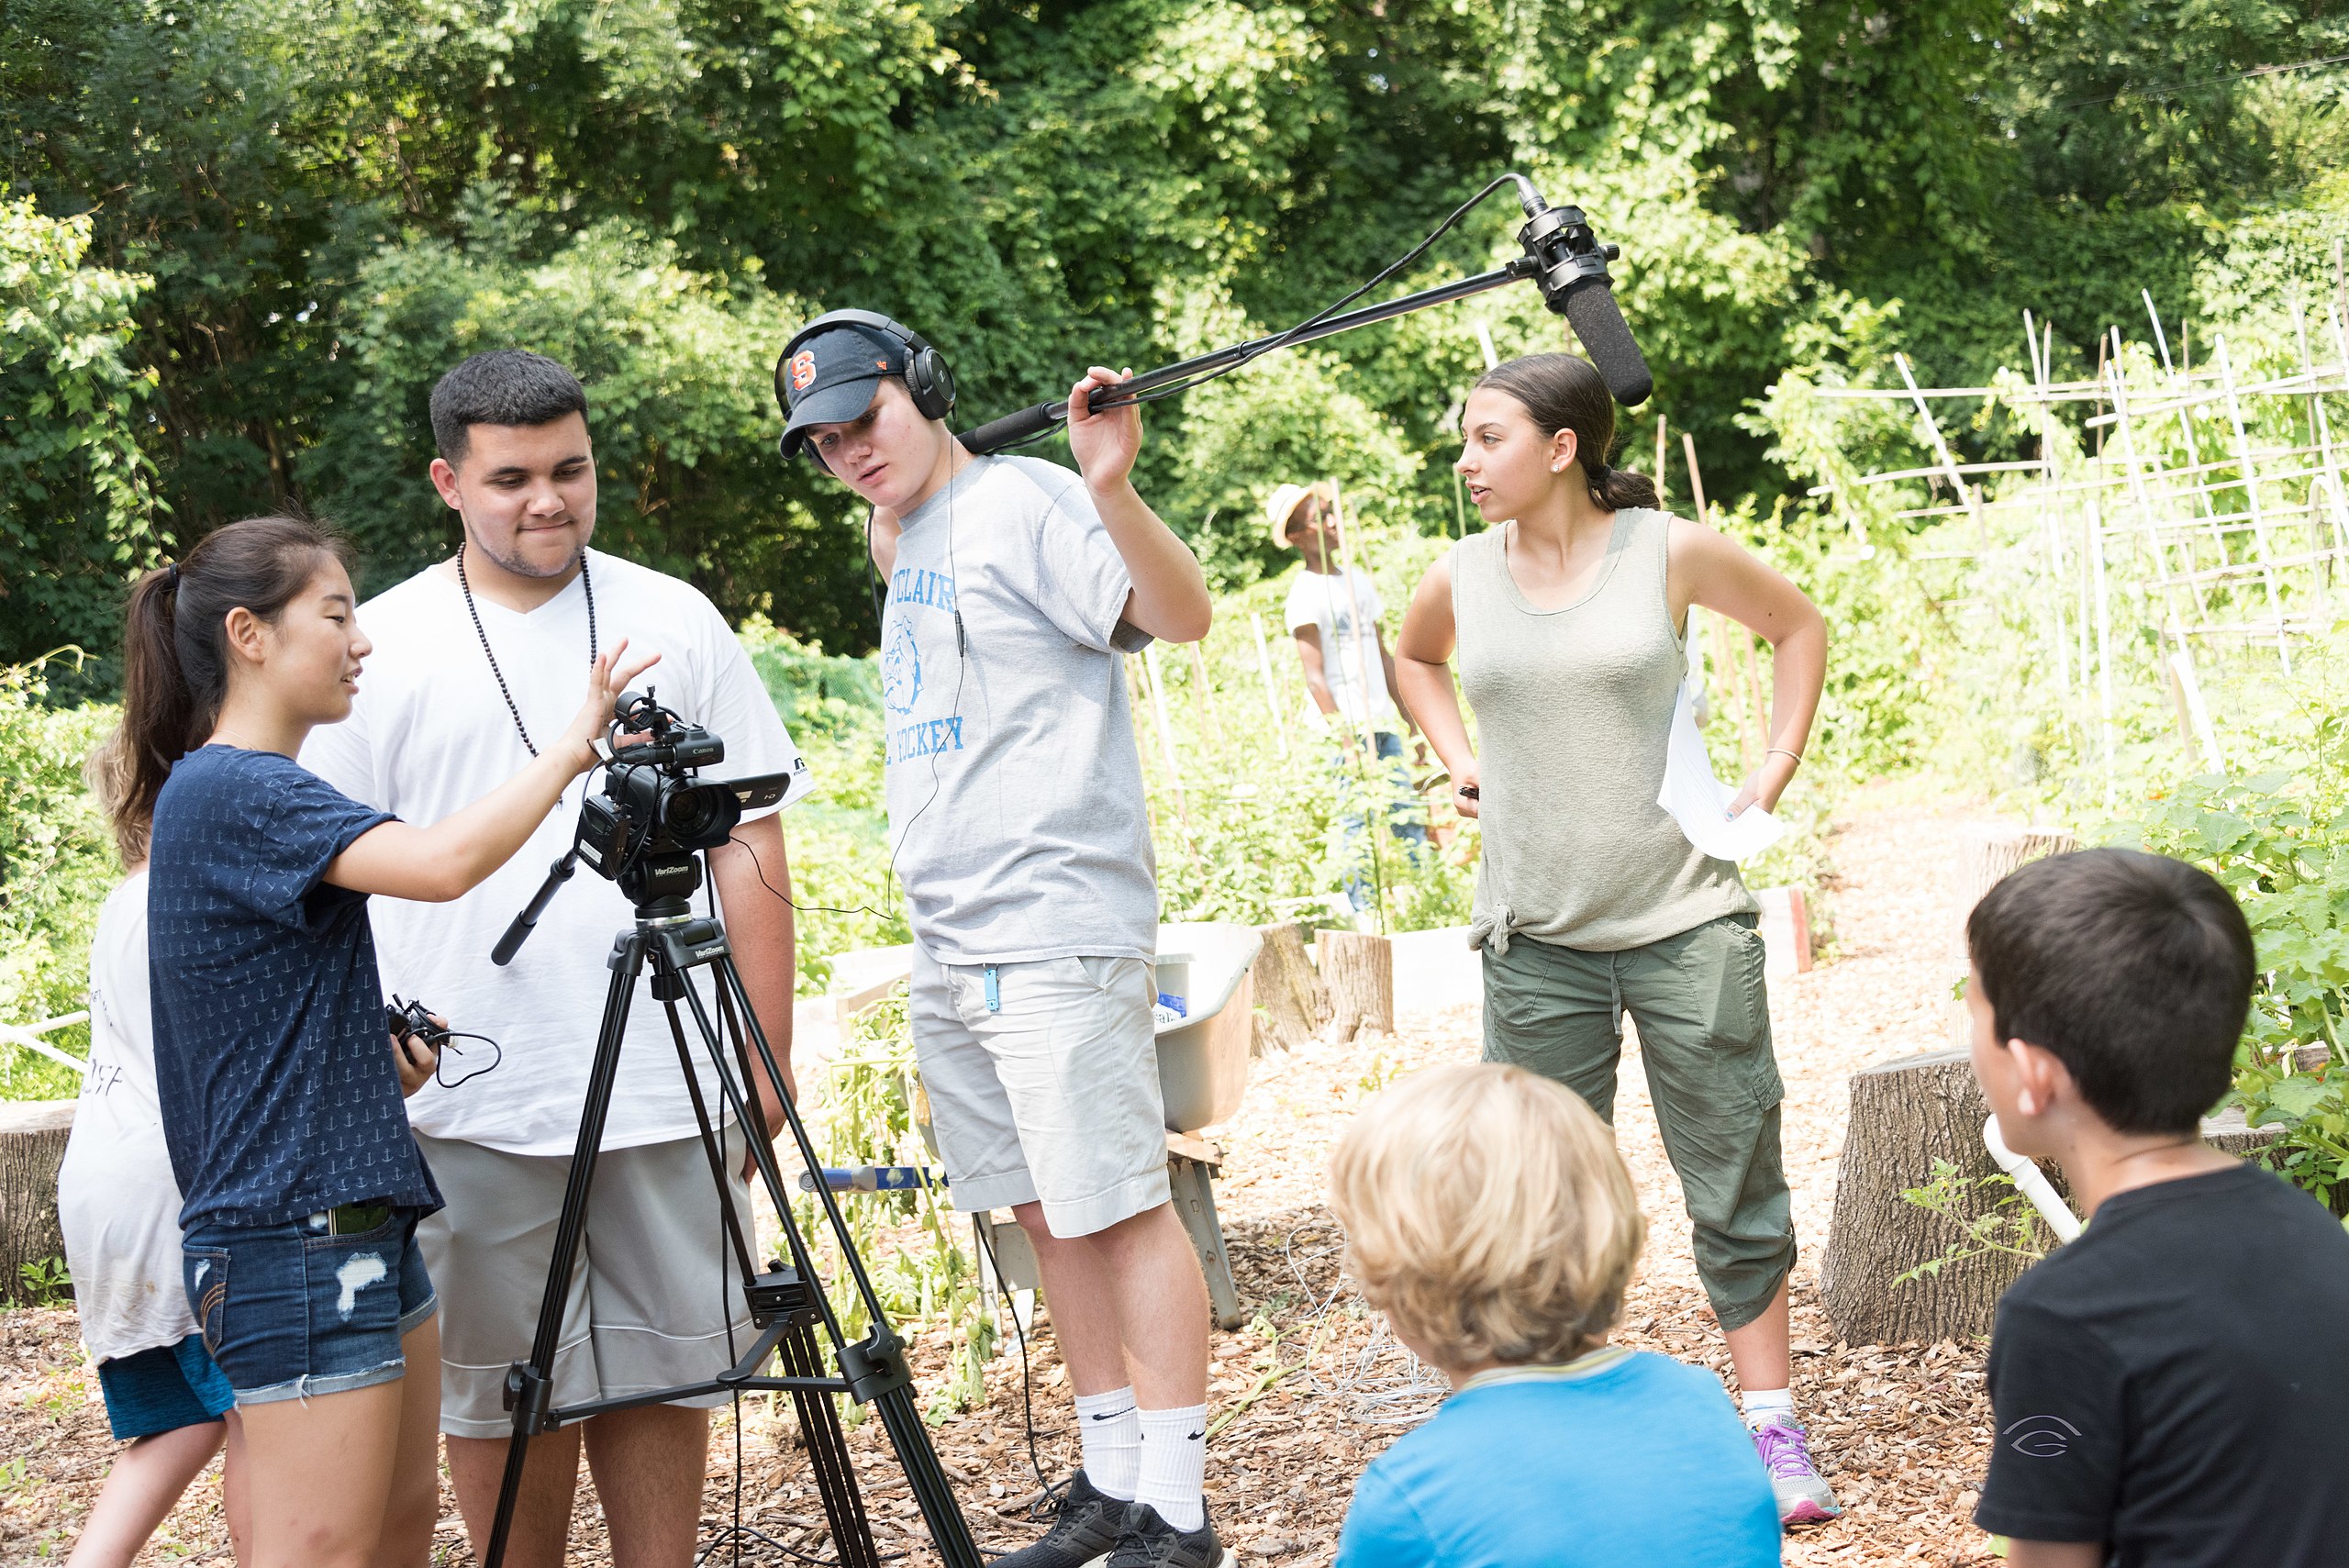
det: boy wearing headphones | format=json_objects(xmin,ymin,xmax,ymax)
[{"xmin": 779, "ymin": 316, "xmax": 1226, "ymax": 1568}]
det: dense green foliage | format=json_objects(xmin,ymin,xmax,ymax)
[
  {"xmin": 0, "ymin": 197, "xmax": 161, "ymax": 673},
  {"xmin": 8, "ymin": 0, "xmax": 2346, "ymax": 662},
  {"xmin": 0, "ymin": 657, "xmax": 118, "ymax": 1099}
]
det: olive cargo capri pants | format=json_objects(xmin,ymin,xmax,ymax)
[{"xmin": 1479, "ymin": 912, "xmax": 1794, "ymax": 1331}]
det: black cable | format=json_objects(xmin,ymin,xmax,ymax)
[
  {"xmin": 966, "ymin": 1218, "xmax": 1065, "ymax": 1524},
  {"xmin": 725, "ymin": 829, "xmax": 898, "ymax": 926},
  {"xmin": 696, "ymin": 1522, "xmax": 910, "ymax": 1568}
]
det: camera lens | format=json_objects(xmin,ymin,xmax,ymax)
[{"xmin": 661, "ymin": 780, "xmax": 744, "ymax": 851}]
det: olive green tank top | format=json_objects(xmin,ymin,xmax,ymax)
[{"xmin": 1453, "ymin": 509, "xmax": 1754, "ymax": 954}]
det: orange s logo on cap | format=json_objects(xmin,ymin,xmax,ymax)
[{"xmin": 788, "ymin": 350, "xmax": 817, "ymax": 392}]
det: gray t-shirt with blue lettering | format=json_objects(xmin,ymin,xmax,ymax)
[{"xmin": 881, "ymin": 454, "xmax": 1157, "ymax": 963}]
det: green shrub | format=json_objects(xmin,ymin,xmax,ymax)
[{"xmin": 0, "ymin": 656, "xmax": 118, "ymax": 1100}]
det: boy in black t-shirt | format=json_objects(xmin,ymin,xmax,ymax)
[{"xmin": 1965, "ymin": 848, "xmax": 2349, "ymax": 1568}]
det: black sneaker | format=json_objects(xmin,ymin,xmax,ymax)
[
  {"xmin": 1106, "ymin": 1502, "xmax": 1236, "ymax": 1568},
  {"xmin": 990, "ymin": 1471, "xmax": 1129, "ymax": 1568}
]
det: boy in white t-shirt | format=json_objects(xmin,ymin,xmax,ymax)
[{"xmin": 1268, "ymin": 482, "xmax": 1427, "ymax": 912}]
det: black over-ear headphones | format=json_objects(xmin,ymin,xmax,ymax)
[{"xmin": 775, "ymin": 309, "xmax": 957, "ymax": 430}]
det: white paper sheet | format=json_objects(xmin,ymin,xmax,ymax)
[{"xmin": 1658, "ymin": 679, "xmax": 1785, "ymax": 862}]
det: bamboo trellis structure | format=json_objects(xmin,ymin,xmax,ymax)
[{"xmin": 1802, "ymin": 295, "xmax": 2349, "ymax": 800}]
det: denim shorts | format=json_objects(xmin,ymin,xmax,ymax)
[{"xmin": 182, "ymin": 1204, "xmax": 438, "ymax": 1405}]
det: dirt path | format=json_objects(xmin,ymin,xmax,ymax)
[{"xmin": 0, "ymin": 790, "xmax": 2001, "ymax": 1565}]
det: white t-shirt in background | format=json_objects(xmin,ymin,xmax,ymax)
[
  {"xmin": 57, "ymin": 871, "xmax": 198, "ymax": 1363},
  {"xmin": 300, "ymin": 549, "xmax": 813, "ymax": 1156},
  {"xmin": 1285, "ymin": 565, "xmax": 1398, "ymax": 730}
]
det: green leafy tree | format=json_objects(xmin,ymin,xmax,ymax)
[{"xmin": 0, "ymin": 194, "xmax": 161, "ymax": 668}]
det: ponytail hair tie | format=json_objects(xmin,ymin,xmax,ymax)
[{"xmin": 162, "ymin": 562, "xmax": 181, "ymax": 592}]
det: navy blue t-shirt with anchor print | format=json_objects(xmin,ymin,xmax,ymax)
[{"xmin": 149, "ymin": 745, "xmax": 440, "ymax": 1228}]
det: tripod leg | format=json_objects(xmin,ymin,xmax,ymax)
[
  {"xmin": 875, "ymin": 1383, "xmax": 986, "ymax": 1568},
  {"xmin": 780, "ymin": 1324, "xmax": 881, "ymax": 1568},
  {"xmin": 679, "ymin": 947, "xmax": 985, "ymax": 1568},
  {"xmin": 656, "ymin": 964, "xmax": 760, "ymax": 1288},
  {"xmin": 484, "ymin": 936, "xmax": 646, "ymax": 1568}
]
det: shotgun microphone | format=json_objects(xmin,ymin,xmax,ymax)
[{"xmin": 1508, "ymin": 179, "xmax": 1653, "ymax": 406}]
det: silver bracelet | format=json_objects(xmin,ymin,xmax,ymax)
[{"xmin": 1766, "ymin": 747, "xmax": 1803, "ymax": 765}]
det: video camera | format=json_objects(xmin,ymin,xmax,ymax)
[{"xmin": 492, "ymin": 690, "xmax": 794, "ymax": 962}]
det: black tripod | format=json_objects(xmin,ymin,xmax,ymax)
[{"xmin": 481, "ymin": 874, "xmax": 982, "ymax": 1568}]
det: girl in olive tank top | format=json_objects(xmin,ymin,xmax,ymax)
[{"xmin": 1393, "ymin": 353, "xmax": 1838, "ymax": 1529}]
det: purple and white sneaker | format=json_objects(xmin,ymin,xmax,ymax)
[{"xmin": 1753, "ymin": 1415, "xmax": 1842, "ymax": 1525}]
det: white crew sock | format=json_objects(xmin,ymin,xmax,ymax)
[
  {"xmin": 1074, "ymin": 1386, "xmax": 1141, "ymax": 1500},
  {"xmin": 1134, "ymin": 1404, "xmax": 1208, "ymax": 1531},
  {"xmin": 1741, "ymin": 1386, "xmax": 1797, "ymax": 1429}
]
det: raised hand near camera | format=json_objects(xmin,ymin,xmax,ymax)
[{"xmin": 327, "ymin": 640, "xmax": 662, "ymax": 903}]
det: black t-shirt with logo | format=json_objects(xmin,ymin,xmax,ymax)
[{"xmin": 1976, "ymin": 1161, "xmax": 2349, "ymax": 1564}]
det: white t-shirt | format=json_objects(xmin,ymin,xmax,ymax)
[
  {"xmin": 57, "ymin": 871, "xmax": 198, "ymax": 1363},
  {"xmin": 1284, "ymin": 565, "xmax": 1398, "ymax": 729},
  {"xmin": 300, "ymin": 549, "xmax": 813, "ymax": 1155}
]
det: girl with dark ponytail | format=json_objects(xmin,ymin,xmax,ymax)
[
  {"xmin": 1393, "ymin": 353, "xmax": 1841, "ymax": 1529},
  {"xmin": 128, "ymin": 516, "xmax": 653, "ymax": 1568}
]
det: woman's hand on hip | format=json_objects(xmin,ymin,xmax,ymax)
[{"xmin": 1451, "ymin": 758, "xmax": 1482, "ymax": 820}]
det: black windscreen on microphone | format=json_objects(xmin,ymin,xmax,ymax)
[{"xmin": 1562, "ymin": 279, "xmax": 1653, "ymax": 406}]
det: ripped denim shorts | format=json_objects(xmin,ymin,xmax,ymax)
[{"xmin": 182, "ymin": 1203, "xmax": 437, "ymax": 1405}]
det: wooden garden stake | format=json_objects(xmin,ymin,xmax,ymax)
[
  {"xmin": 2106, "ymin": 359, "xmax": 2199, "ymax": 640},
  {"xmin": 1330, "ymin": 476, "xmax": 1394, "ymax": 932},
  {"xmin": 2142, "ymin": 300, "xmax": 2231, "ymax": 588},
  {"xmin": 2025, "ymin": 310, "xmax": 2072, "ymax": 694},
  {"xmin": 1684, "ymin": 432, "xmax": 1755, "ymax": 771},
  {"xmin": 2168, "ymin": 649, "xmax": 2226, "ymax": 773},
  {"xmin": 1139, "ymin": 644, "xmax": 1197, "ymax": 851},
  {"xmin": 1654, "ymin": 413, "xmax": 1670, "ymax": 506},
  {"xmin": 1186, "ymin": 639, "xmax": 1219, "ymax": 740},
  {"xmin": 1898, "ymin": 351, "xmax": 1989, "ymax": 556},
  {"xmin": 2294, "ymin": 295, "xmax": 2349, "ymax": 570},
  {"xmin": 1249, "ymin": 612, "xmax": 1291, "ymax": 760},
  {"xmin": 1329, "ymin": 478, "xmax": 1385, "ymax": 759},
  {"xmin": 2213, "ymin": 333, "xmax": 2293, "ymax": 670}
]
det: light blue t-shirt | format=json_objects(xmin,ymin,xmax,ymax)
[
  {"xmin": 880, "ymin": 454, "xmax": 1156, "ymax": 965},
  {"xmin": 1335, "ymin": 1349, "xmax": 1780, "ymax": 1568}
]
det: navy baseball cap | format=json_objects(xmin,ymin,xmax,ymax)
[{"xmin": 777, "ymin": 324, "xmax": 908, "ymax": 458}]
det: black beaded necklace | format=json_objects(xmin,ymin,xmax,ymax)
[{"xmin": 456, "ymin": 542, "xmax": 597, "ymax": 758}]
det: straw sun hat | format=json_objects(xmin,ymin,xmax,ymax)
[{"xmin": 1264, "ymin": 481, "xmax": 1335, "ymax": 549}]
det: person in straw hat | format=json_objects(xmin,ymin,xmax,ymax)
[{"xmin": 1268, "ymin": 481, "xmax": 1427, "ymax": 915}]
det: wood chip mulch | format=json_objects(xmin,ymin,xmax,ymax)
[{"xmin": 2, "ymin": 789, "xmax": 2006, "ymax": 1565}]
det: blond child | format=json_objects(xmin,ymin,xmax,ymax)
[{"xmin": 1328, "ymin": 1062, "xmax": 1779, "ymax": 1566}]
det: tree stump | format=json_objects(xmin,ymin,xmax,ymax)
[
  {"xmin": 1821, "ymin": 1049, "xmax": 2026, "ymax": 1345},
  {"xmin": 1316, "ymin": 930, "xmax": 1394, "ymax": 1042},
  {"xmin": 1252, "ymin": 921, "xmax": 1329, "ymax": 1052},
  {"xmin": 0, "ymin": 1100, "xmax": 75, "ymax": 1305},
  {"xmin": 1954, "ymin": 823, "xmax": 2078, "ymax": 940}
]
